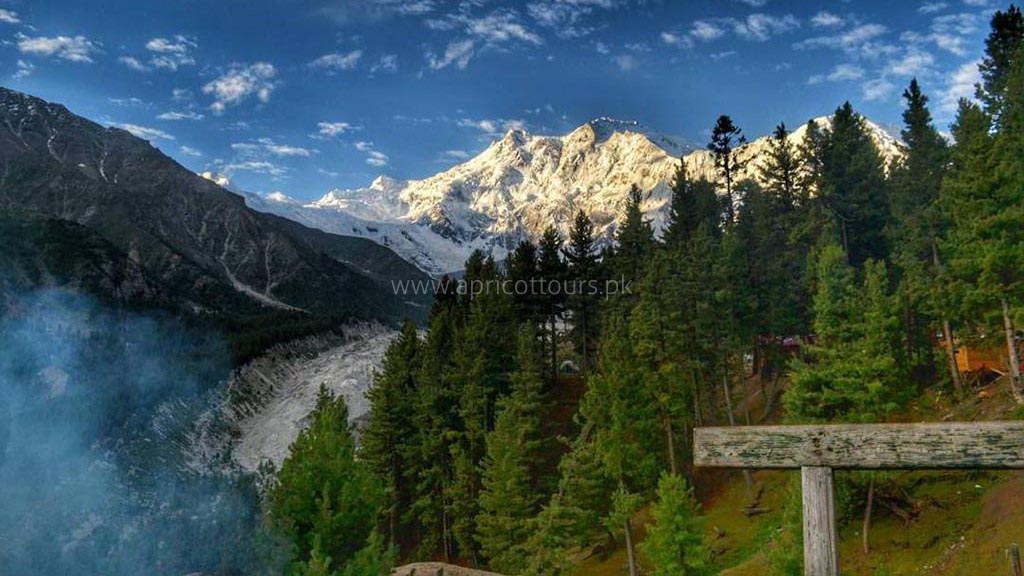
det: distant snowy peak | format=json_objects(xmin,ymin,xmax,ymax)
[
  {"xmin": 244, "ymin": 115, "xmax": 903, "ymax": 277},
  {"xmin": 585, "ymin": 117, "xmax": 699, "ymax": 156}
]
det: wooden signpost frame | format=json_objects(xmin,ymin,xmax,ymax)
[{"xmin": 694, "ymin": 422, "xmax": 1024, "ymax": 575}]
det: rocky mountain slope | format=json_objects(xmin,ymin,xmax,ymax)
[
  {"xmin": 247, "ymin": 116, "xmax": 902, "ymax": 276},
  {"xmin": 0, "ymin": 88, "xmax": 430, "ymax": 333}
]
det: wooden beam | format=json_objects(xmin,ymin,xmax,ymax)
[
  {"xmin": 801, "ymin": 466, "xmax": 839, "ymax": 576},
  {"xmin": 694, "ymin": 422, "xmax": 1024, "ymax": 469}
]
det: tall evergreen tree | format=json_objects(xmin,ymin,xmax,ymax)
[
  {"xmin": 977, "ymin": 4, "xmax": 1024, "ymax": 126},
  {"xmin": 409, "ymin": 309, "xmax": 458, "ymax": 560},
  {"xmin": 890, "ymin": 78, "xmax": 954, "ymax": 384},
  {"xmin": 538, "ymin": 225, "xmax": 568, "ymax": 379},
  {"xmin": 664, "ymin": 166, "xmax": 722, "ymax": 249},
  {"xmin": 360, "ymin": 321, "xmax": 421, "ymax": 548},
  {"xmin": 819, "ymin": 102, "xmax": 892, "ymax": 266},
  {"xmin": 475, "ymin": 326, "xmax": 546, "ymax": 574},
  {"xmin": 564, "ymin": 210, "xmax": 602, "ymax": 373},
  {"xmin": 708, "ymin": 115, "xmax": 748, "ymax": 221},
  {"xmin": 785, "ymin": 245, "xmax": 909, "ymax": 423},
  {"xmin": 611, "ymin": 184, "xmax": 654, "ymax": 276},
  {"xmin": 269, "ymin": 387, "xmax": 383, "ymax": 572}
]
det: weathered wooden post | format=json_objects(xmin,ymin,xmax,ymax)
[
  {"xmin": 694, "ymin": 422, "xmax": 1024, "ymax": 576},
  {"xmin": 1010, "ymin": 543, "xmax": 1023, "ymax": 576}
]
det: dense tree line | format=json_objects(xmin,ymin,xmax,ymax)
[{"xmin": 266, "ymin": 6, "xmax": 1024, "ymax": 574}]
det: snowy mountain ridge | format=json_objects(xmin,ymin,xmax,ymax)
[{"xmin": 239, "ymin": 115, "xmax": 903, "ymax": 276}]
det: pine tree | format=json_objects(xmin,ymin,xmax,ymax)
[
  {"xmin": 890, "ymin": 78, "xmax": 954, "ymax": 385},
  {"xmin": 663, "ymin": 164, "xmax": 722, "ymax": 248},
  {"xmin": 785, "ymin": 246, "xmax": 908, "ymax": 423},
  {"xmin": 360, "ymin": 321, "xmax": 420, "ymax": 547},
  {"xmin": 609, "ymin": 184, "xmax": 655, "ymax": 296},
  {"xmin": 269, "ymin": 387, "xmax": 383, "ymax": 571},
  {"xmin": 409, "ymin": 309, "xmax": 458, "ymax": 560},
  {"xmin": 708, "ymin": 115, "xmax": 748, "ymax": 221},
  {"xmin": 507, "ymin": 239, "xmax": 542, "ymax": 329},
  {"xmin": 538, "ymin": 225, "xmax": 568, "ymax": 379},
  {"xmin": 475, "ymin": 326, "xmax": 546, "ymax": 574},
  {"xmin": 977, "ymin": 4, "xmax": 1024, "ymax": 126},
  {"xmin": 641, "ymin": 473, "xmax": 708, "ymax": 576},
  {"xmin": 943, "ymin": 49, "xmax": 1024, "ymax": 402},
  {"xmin": 564, "ymin": 210, "xmax": 602, "ymax": 373},
  {"xmin": 819, "ymin": 102, "xmax": 892, "ymax": 266}
]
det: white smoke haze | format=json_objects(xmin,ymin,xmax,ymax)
[{"xmin": 0, "ymin": 290, "xmax": 282, "ymax": 575}]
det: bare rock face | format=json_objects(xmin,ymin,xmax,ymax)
[
  {"xmin": 392, "ymin": 562, "xmax": 507, "ymax": 576},
  {"xmin": 0, "ymin": 87, "xmax": 429, "ymax": 323},
  {"xmin": 250, "ymin": 116, "xmax": 902, "ymax": 276}
]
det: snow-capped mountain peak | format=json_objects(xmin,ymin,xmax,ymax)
[{"xmin": 243, "ymin": 116, "xmax": 903, "ymax": 276}]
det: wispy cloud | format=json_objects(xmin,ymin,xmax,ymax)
[
  {"xmin": 938, "ymin": 59, "xmax": 982, "ymax": 114},
  {"xmin": 314, "ymin": 121, "xmax": 361, "ymax": 139},
  {"xmin": 117, "ymin": 123, "xmax": 175, "ymax": 141},
  {"xmin": 232, "ymin": 137, "xmax": 314, "ymax": 157},
  {"xmin": 810, "ymin": 11, "xmax": 844, "ymax": 28},
  {"xmin": 0, "ymin": 9, "xmax": 21, "ymax": 24},
  {"xmin": 354, "ymin": 141, "xmax": 389, "ymax": 167},
  {"xmin": 308, "ymin": 50, "xmax": 364, "ymax": 72},
  {"xmin": 427, "ymin": 39, "xmax": 475, "ymax": 70},
  {"xmin": 202, "ymin": 62, "xmax": 277, "ymax": 113},
  {"xmin": 13, "ymin": 60, "xmax": 34, "ymax": 79},
  {"xmin": 370, "ymin": 54, "xmax": 399, "ymax": 74},
  {"xmin": 157, "ymin": 110, "xmax": 205, "ymax": 121},
  {"xmin": 179, "ymin": 145, "xmax": 203, "ymax": 157},
  {"xmin": 17, "ymin": 34, "xmax": 100, "ymax": 63}
]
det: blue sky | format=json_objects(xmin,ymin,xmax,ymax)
[{"xmin": 0, "ymin": 0, "xmax": 1000, "ymax": 200}]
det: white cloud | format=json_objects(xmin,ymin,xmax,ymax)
[
  {"xmin": 827, "ymin": 63, "xmax": 865, "ymax": 81},
  {"xmin": 926, "ymin": 12, "xmax": 983, "ymax": 55},
  {"xmin": 431, "ymin": 9, "xmax": 543, "ymax": 45},
  {"xmin": 862, "ymin": 78, "xmax": 896, "ymax": 101},
  {"xmin": 919, "ymin": 2, "xmax": 948, "ymax": 13},
  {"xmin": 885, "ymin": 48, "xmax": 935, "ymax": 76},
  {"xmin": 179, "ymin": 145, "xmax": 203, "ymax": 157},
  {"xmin": 686, "ymin": 14, "xmax": 799, "ymax": 44},
  {"xmin": 233, "ymin": 137, "xmax": 314, "ymax": 157},
  {"xmin": 457, "ymin": 117, "xmax": 526, "ymax": 139},
  {"xmin": 795, "ymin": 23, "xmax": 892, "ymax": 58},
  {"xmin": 308, "ymin": 50, "xmax": 364, "ymax": 72},
  {"xmin": 365, "ymin": 150, "xmax": 389, "ymax": 167},
  {"xmin": 117, "ymin": 123, "xmax": 175, "ymax": 141},
  {"xmin": 427, "ymin": 39, "xmax": 476, "ymax": 70},
  {"xmin": 526, "ymin": 1, "xmax": 599, "ymax": 39},
  {"xmin": 221, "ymin": 160, "xmax": 287, "ymax": 177},
  {"xmin": 691, "ymin": 20, "xmax": 725, "ymax": 41},
  {"xmin": 370, "ymin": 54, "xmax": 398, "ymax": 74},
  {"xmin": 353, "ymin": 141, "xmax": 389, "ymax": 167},
  {"xmin": 612, "ymin": 53, "xmax": 638, "ymax": 70},
  {"xmin": 938, "ymin": 59, "xmax": 981, "ymax": 114},
  {"xmin": 146, "ymin": 35, "xmax": 197, "ymax": 70},
  {"xmin": 732, "ymin": 13, "xmax": 800, "ymax": 41},
  {"xmin": 811, "ymin": 11, "xmax": 843, "ymax": 28},
  {"xmin": 118, "ymin": 56, "xmax": 148, "ymax": 71},
  {"xmin": 157, "ymin": 110, "xmax": 205, "ymax": 121},
  {"xmin": 659, "ymin": 31, "xmax": 693, "ymax": 49},
  {"xmin": 17, "ymin": 34, "xmax": 100, "ymax": 63},
  {"xmin": 315, "ymin": 121, "xmax": 360, "ymax": 138},
  {"xmin": 202, "ymin": 62, "xmax": 277, "ymax": 113},
  {"xmin": 440, "ymin": 149, "xmax": 470, "ymax": 161},
  {"xmin": 0, "ymin": 9, "xmax": 21, "ymax": 24},
  {"xmin": 737, "ymin": 0, "xmax": 767, "ymax": 6},
  {"xmin": 13, "ymin": 60, "xmax": 34, "ymax": 79},
  {"xmin": 108, "ymin": 96, "xmax": 148, "ymax": 107}
]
